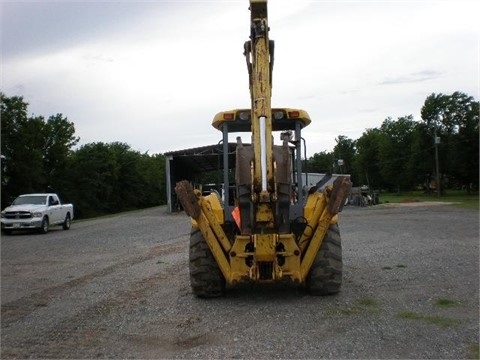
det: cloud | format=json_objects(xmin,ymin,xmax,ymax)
[
  {"xmin": 82, "ymin": 53, "xmax": 114, "ymax": 64},
  {"xmin": 0, "ymin": 2, "xmax": 176, "ymax": 59},
  {"xmin": 380, "ymin": 70, "xmax": 445, "ymax": 85},
  {"xmin": 1, "ymin": 0, "xmax": 478, "ymax": 157}
]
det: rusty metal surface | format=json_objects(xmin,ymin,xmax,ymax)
[
  {"xmin": 174, "ymin": 180, "xmax": 200, "ymax": 219},
  {"xmin": 327, "ymin": 176, "xmax": 352, "ymax": 215}
]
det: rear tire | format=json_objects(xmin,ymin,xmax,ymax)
[
  {"xmin": 62, "ymin": 213, "xmax": 71, "ymax": 230},
  {"xmin": 39, "ymin": 216, "xmax": 49, "ymax": 234},
  {"xmin": 189, "ymin": 226, "xmax": 225, "ymax": 298},
  {"xmin": 306, "ymin": 223, "xmax": 342, "ymax": 295}
]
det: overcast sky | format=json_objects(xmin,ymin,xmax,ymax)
[{"xmin": 1, "ymin": 0, "xmax": 479, "ymax": 157}]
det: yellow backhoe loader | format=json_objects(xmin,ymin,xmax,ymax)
[{"xmin": 175, "ymin": 0, "xmax": 351, "ymax": 297}]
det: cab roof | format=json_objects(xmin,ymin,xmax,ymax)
[{"xmin": 212, "ymin": 108, "xmax": 311, "ymax": 132}]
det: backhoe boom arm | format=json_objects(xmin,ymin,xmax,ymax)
[{"xmin": 244, "ymin": 0, "xmax": 274, "ymax": 200}]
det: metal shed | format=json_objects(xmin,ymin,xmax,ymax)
[{"xmin": 164, "ymin": 143, "xmax": 237, "ymax": 213}]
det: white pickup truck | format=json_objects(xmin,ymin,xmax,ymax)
[{"xmin": 1, "ymin": 193, "xmax": 74, "ymax": 234}]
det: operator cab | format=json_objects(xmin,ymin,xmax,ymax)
[{"xmin": 211, "ymin": 108, "xmax": 311, "ymax": 227}]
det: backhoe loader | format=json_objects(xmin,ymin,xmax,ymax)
[{"xmin": 175, "ymin": 0, "xmax": 351, "ymax": 297}]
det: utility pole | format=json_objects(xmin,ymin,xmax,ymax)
[
  {"xmin": 434, "ymin": 114, "xmax": 441, "ymax": 198},
  {"xmin": 337, "ymin": 159, "xmax": 344, "ymax": 174}
]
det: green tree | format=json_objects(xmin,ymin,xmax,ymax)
[
  {"xmin": 63, "ymin": 142, "xmax": 119, "ymax": 217},
  {"xmin": 107, "ymin": 143, "xmax": 167, "ymax": 212},
  {"xmin": 64, "ymin": 142, "xmax": 167, "ymax": 218},
  {"xmin": 407, "ymin": 122, "xmax": 433, "ymax": 192},
  {"xmin": 421, "ymin": 91, "xmax": 479, "ymax": 191},
  {"xmin": 137, "ymin": 153, "xmax": 166, "ymax": 206},
  {"xmin": 1, "ymin": 93, "xmax": 167, "ymax": 216},
  {"xmin": 109, "ymin": 142, "xmax": 143, "ymax": 211},
  {"xmin": 354, "ymin": 128, "xmax": 382, "ymax": 189},
  {"xmin": 1, "ymin": 94, "xmax": 45, "ymax": 206},
  {"xmin": 333, "ymin": 135, "xmax": 356, "ymax": 181},
  {"xmin": 1, "ymin": 93, "xmax": 79, "ymax": 208},
  {"xmin": 307, "ymin": 151, "xmax": 334, "ymax": 174},
  {"xmin": 43, "ymin": 113, "xmax": 79, "ymax": 193},
  {"xmin": 378, "ymin": 115, "xmax": 418, "ymax": 192}
]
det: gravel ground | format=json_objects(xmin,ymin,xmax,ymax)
[{"xmin": 1, "ymin": 203, "xmax": 478, "ymax": 359}]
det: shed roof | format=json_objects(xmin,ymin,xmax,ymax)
[{"xmin": 165, "ymin": 143, "xmax": 237, "ymax": 173}]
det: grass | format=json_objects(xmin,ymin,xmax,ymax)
[
  {"xmin": 396, "ymin": 311, "xmax": 461, "ymax": 328},
  {"xmin": 435, "ymin": 298, "xmax": 459, "ymax": 308},
  {"xmin": 356, "ymin": 297, "xmax": 379, "ymax": 307},
  {"xmin": 379, "ymin": 190, "xmax": 479, "ymax": 210},
  {"xmin": 336, "ymin": 307, "xmax": 361, "ymax": 315},
  {"xmin": 332, "ymin": 297, "xmax": 380, "ymax": 315}
]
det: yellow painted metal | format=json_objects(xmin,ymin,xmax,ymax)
[
  {"xmin": 250, "ymin": 4, "xmax": 273, "ymax": 194},
  {"xmin": 193, "ymin": 176, "xmax": 350, "ymax": 285},
  {"xmin": 198, "ymin": 197, "xmax": 232, "ymax": 253},
  {"xmin": 180, "ymin": 186, "xmax": 232, "ymax": 282},
  {"xmin": 229, "ymin": 235, "xmax": 252, "ymax": 284},
  {"xmin": 192, "ymin": 186, "xmax": 341, "ymax": 285},
  {"xmin": 299, "ymin": 190, "xmax": 340, "ymax": 253},
  {"xmin": 255, "ymin": 203, "xmax": 274, "ymax": 224},
  {"xmin": 192, "ymin": 192, "xmax": 225, "ymax": 226},
  {"xmin": 228, "ymin": 232, "xmax": 302, "ymax": 283},
  {"xmin": 299, "ymin": 178, "xmax": 351, "ymax": 279},
  {"xmin": 299, "ymin": 192, "xmax": 327, "ymax": 252},
  {"xmin": 194, "ymin": 213, "xmax": 232, "ymax": 282},
  {"xmin": 277, "ymin": 233, "xmax": 302, "ymax": 282},
  {"xmin": 202, "ymin": 192, "xmax": 225, "ymax": 224},
  {"xmin": 211, "ymin": 108, "xmax": 311, "ymax": 130},
  {"xmin": 300, "ymin": 207, "xmax": 334, "ymax": 279},
  {"xmin": 253, "ymin": 233, "xmax": 276, "ymax": 261},
  {"xmin": 304, "ymin": 192, "xmax": 325, "ymax": 222}
]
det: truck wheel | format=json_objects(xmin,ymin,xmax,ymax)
[
  {"xmin": 306, "ymin": 223, "xmax": 342, "ymax": 295},
  {"xmin": 40, "ymin": 216, "xmax": 49, "ymax": 234},
  {"xmin": 189, "ymin": 226, "xmax": 225, "ymax": 298},
  {"xmin": 62, "ymin": 213, "xmax": 71, "ymax": 230}
]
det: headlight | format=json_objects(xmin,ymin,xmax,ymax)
[
  {"xmin": 33, "ymin": 212, "xmax": 42, "ymax": 218},
  {"xmin": 239, "ymin": 111, "xmax": 250, "ymax": 121},
  {"xmin": 0, "ymin": 212, "xmax": 4, "ymax": 218},
  {"xmin": 273, "ymin": 111, "xmax": 284, "ymax": 120}
]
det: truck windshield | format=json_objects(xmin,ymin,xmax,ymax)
[{"xmin": 12, "ymin": 196, "xmax": 47, "ymax": 205}]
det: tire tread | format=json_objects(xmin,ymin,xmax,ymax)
[
  {"xmin": 306, "ymin": 224, "xmax": 343, "ymax": 295},
  {"xmin": 189, "ymin": 227, "xmax": 225, "ymax": 298}
]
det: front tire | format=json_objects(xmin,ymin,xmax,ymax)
[
  {"xmin": 189, "ymin": 226, "xmax": 225, "ymax": 298},
  {"xmin": 306, "ymin": 223, "xmax": 343, "ymax": 295},
  {"xmin": 39, "ymin": 216, "xmax": 49, "ymax": 234},
  {"xmin": 62, "ymin": 213, "xmax": 71, "ymax": 230}
]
